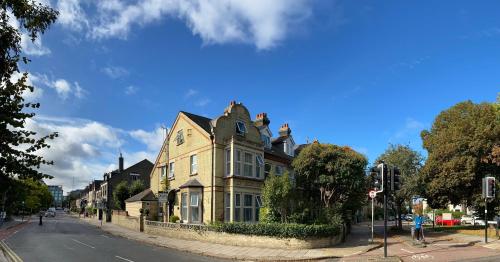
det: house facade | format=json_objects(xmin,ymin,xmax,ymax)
[{"xmin": 149, "ymin": 101, "xmax": 300, "ymax": 224}]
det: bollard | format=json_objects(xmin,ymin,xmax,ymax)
[{"xmin": 39, "ymin": 215, "xmax": 43, "ymax": 226}]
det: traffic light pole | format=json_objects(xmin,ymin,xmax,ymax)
[{"xmin": 485, "ymin": 198, "xmax": 488, "ymax": 243}]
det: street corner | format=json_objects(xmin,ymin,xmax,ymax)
[{"xmin": 0, "ymin": 241, "xmax": 22, "ymax": 262}]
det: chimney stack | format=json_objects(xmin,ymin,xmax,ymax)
[
  {"xmin": 119, "ymin": 153, "xmax": 124, "ymax": 173},
  {"xmin": 254, "ymin": 113, "xmax": 270, "ymax": 127},
  {"xmin": 279, "ymin": 123, "xmax": 291, "ymax": 137}
]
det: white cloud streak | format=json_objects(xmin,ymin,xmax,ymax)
[{"xmin": 55, "ymin": 0, "xmax": 312, "ymax": 50}]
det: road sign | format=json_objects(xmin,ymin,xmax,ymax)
[
  {"xmin": 158, "ymin": 192, "xmax": 168, "ymax": 203},
  {"xmin": 369, "ymin": 190, "xmax": 377, "ymax": 198}
]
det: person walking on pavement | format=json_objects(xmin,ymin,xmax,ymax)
[{"xmin": 414, "ymin": 214, "xmax": 423, "ymax": 241}]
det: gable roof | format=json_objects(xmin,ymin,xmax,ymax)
[
  {"xmin": 125, "ymin": 189, "xmax": 157, "ymax": 202},
  {"xmin": 180, "ymin": 111, "xmax": 212, "ymax": 134}
]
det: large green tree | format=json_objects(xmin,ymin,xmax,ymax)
[
  {"xmin": 261, "ymin": 171, "xmax": 293, "ymax": 223},
  {"xmin": 130, "ymin": 180, "xmax": 146, "ymax": 196},
  {"xmin": 1, "ymin": 0, "xmax": 58, "ymax": 213},
  {"xmin": 375, "ymin": 144, "xmax": 424, "ymax": 229},
  {"xmin": 421, "ymin": 100, "xmax": 500, "ymax": 209},
  {"xmin": 113, "ymin": 181, "xmax": 130, "ymax": 210},
  {"xmin": 292, "ymin": 142, "xmax": 368, "ymax": 223}
]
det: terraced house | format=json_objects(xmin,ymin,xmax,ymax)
[{"xmin": 148, "ymin": 101, "xmax": 302, "ymax": 224}]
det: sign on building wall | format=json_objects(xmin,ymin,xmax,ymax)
[{"xmin": 158, "ymin": 192, "xmax": 168, "ymax": 203}]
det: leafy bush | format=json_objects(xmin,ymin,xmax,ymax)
[
  {"xmin": 169, "ymin": 215, "xmax": 180, "ymax": 223},
  {"xmin": 209, "ymin": 222, "xmax": 341, "ymax": 239}
]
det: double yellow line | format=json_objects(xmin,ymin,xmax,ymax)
[{"xmin": 0, "ymin": 240, "xmax": 22, "ymax": 262}]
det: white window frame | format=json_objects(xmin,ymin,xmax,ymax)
[
  {"xmin": 255, "ymin": 195, "xmax": 262, "ymax": 222},
  {"xmin": 234, "ymin": 150, "xmax": 242, "ymax": 176},
  {"xmin": 255, "ymin": 155, "xmax": 264, "ymax": 178},
  {"xmin": 243, "ymin": 194, "xmax": 253, "ymax": 222},
  {"xmin": 261, "ymin": 134, "xmax": 271, "ymax": 148},
  {"xmin": 275, "ymin": 165, "xmax": 283, "ymax": 176},
  {"xmin": 236, "ymin": 121, "xmax": 246, "ymax": 136},
  {"xmin": 190, "ymin": 154, "xmax": 198, "ymax": 175},
  {"xmin": 168, "ymin": 162, "xmax": 175, "ymax": 178},
  {"xmin": 234, "ymin": 193, "xmax": 241, "ymax": 222},
  {"xmin": 190, "ymin": 192, "xmax": 201, "ymax": 223},
  {"xmin": 225, "ymin": 149, "xmax": 231, "ymax": 177},
  {"xmin": 181, "ymin": 193, "xmax": 187, "ymax": 222},
  {"xmin": 160, "ymin": 166, "xmax": 167, "ymax": 180},
  {"xmin": 243, "ymin": 152, "xmax": 253, "ymax": 177},
  {"xmin": 224, "ymin": 193, "xmax": 231, "ymax": 222}
]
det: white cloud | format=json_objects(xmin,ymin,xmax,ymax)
[
  {"xmin": 125, "ymin": 85, "xmax": 138, "ymax": 95},
  {"xmin": 130, "ymin": 127, "xmax": 165, "ymax": 152},
  {"xmin": 56, "ymin": 0, "xmax": 312, "ymax": 50},
  {"xmin": 185, "ymin": 89, "xmax": 198, "ymax": 98},
  {"xmin": 25, "ymin": 115, "xmax": 161, "ymax": 191},
  {"xmin": 101, "ymin": 66, "xmax": 129, "ymax": 79},
  {"xmin": 195, "ymin": 98, "xmax": 211, "ymax": 107},
  {"xmin": 27, "ymin": 73, "xmax": 86, "ymax": 100},
  {"xmin": 389, "ymin": 118, "xmax": 426, "ymax": 144},
  {"xmin": 56, "ymin": 0, "xmax": 89, "ymax": 31}
]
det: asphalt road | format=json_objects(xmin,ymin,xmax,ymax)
[{"xmin": 4, "ymin": 211, "xmax": 224, "ymax": 262}]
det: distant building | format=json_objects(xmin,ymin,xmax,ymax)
[{"xmin": 48, "ymin": 185, "xmax": 63, "ymax": 208}]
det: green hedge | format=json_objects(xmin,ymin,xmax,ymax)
[{"xmin": 208, "ymin": 222, "xmax": 341, "ymax": 239}]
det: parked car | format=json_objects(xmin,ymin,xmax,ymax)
[
  {"xmin": 405, "ymin": 214, "xmax": 413, "ymax": 222},
  {"xmin": 45, "ymin": 207, "xmax": 56, "ymax": 217},
  {"xmin": 436, "ymin": 215, "xmax": 460, "ymax": 226}
]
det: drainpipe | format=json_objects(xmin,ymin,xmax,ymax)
[{"xmin": 210, "ymin": 127, "xmax": 215, "ymax": 223}]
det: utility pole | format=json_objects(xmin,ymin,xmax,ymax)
[{"xmin": 383, "ymin": 164, "xmax": 388, "ymax": 258}]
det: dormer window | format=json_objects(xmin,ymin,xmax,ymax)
[
  {"xmin": 236, "ymin": 121, "xmax": 246, "ymax": 136},
  {"xmin": 261, "ymin": 134, "xmax": 271, "ymax": 148},
  {"xmin": 284, "ymin": 142, "xmax": 294, "ymax": 157},
  {"xmin": 176, "ymin": 130, "xmax": 184, "ymax": 145}
]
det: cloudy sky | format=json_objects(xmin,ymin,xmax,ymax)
[{"xmin": 13, "ymin": 0, "xmax": 500, "ymax": 193}]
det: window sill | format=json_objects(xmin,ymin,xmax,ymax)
[
  {"xmin": 190, "ymin": 173, "xmax": 198, "ymax": 176},
  {"xmin": 168, "ymin": 177, "xmax": 175, "ymax": 181},
  {"xmin": 224, "ymin": 175, "xmax": 264, "ymax": 182}
]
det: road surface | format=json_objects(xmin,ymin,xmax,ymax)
[{"xmin": 3, "ymin": 211, "xmax": 224, "ymax": 262}]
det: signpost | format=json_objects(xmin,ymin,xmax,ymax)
[
  {"xmin": 482, "ymin": 176, "xmax": 495, "ymax": 243},
  {"xmin": 369, "ymin": 190, "xmax": 377, "ymax": 243}
]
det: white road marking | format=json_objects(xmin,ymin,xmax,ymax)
[
  {"xmin": 115, "ymin": 255, "xmax": 135, "ymax": 262},
  {"xmin": 71, "ymin": 239, "xmax": 95, "ymax": 249},
  {"xmin": 101, "ymin": 234, "xmax": 111, "ymax": 239},
  {"xmin": 411, "ymin": 254, "xmax": 434, "ymax": 260},
  {"xmin": 401, "ymin": 248, "xmax": 415, "ymax": 254},
  {"xmin": 344, "ymin": 251, "xmax": 363, "ymax": 257}
]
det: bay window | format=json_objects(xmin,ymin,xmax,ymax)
[
  {"xmin": 190, "ymin": 193, "xmax": 200, "ymax": 223},
  {"xmin": 225, "ymin": 149, "xmax": 231, "ymax": 176},
  {"xmin": 255, "ymin": 195, "xmax": 262, "ymax": 222},
  {"xmin": 234, "ymin": 193, "xmax": 241, "ymax": 222},
  {"xmin": 255, "ymin": 155, "xmax": 264, "ymax": 178},
  {"xmin": 235, "ymin": 150, "xmax": 242, "ymax": 176},
  {"xmin": 224, "ymin": 193, "xmax": 231, "ymax": 222},
  {"xmin": 244, "ymin": 152, "xmax": 253, "ymax": 177},
  {"xmin": 181, "ymin": 193, "xmax": 187, "ymax": 221},
  {"xmin": 243, "ymin": 194, "xmax": 253, "ymax": 222}
]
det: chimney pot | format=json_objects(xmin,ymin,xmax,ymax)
[{"xmin": 230, "ymin": 100, "xmax": 236, "ymax": 106}]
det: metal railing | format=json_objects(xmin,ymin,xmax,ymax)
[{"xmin": 145, "ymin": 220, "xmax": 208, "ymax": 231}]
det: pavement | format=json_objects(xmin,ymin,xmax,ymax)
[
  {"xmin": 341, "ymin": 222, "xmax": 500, "ymax": 262},
  {"xmin": 3, "ymin": 211, "xmax": 221, "ymax": 262},
  {"xmin": 78, "ymin": 215, "xmax": 381, "ymax": 261}
]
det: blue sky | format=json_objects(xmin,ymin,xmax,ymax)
[{"xmin": 17, "ymin": 0, "xmax": 499, "ymax": 192}]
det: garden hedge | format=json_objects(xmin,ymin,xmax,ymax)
[{"xmin": 208, "ymin": 222, "xmax": 341, "ymax": 239}]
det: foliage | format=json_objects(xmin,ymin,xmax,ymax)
[
  {"xmin": 169, "ymin": 215, "xmax": 180, "ymax": 223},
  {"xmin": 292, "ymin": 143, "xmax": 368, "ymax": 223},
  {"xmin": 421, "ymin": 100, "xmax": 500, "ymax": 208},
  {"xmin": 209, "ymin": 222, "xmax": 341, "ymax": 239},
  {"xmin": 0, "ymin": 178, "xmax": 52, "ymax": 215},
  {"xmin": 113, "ymin": 181, "xmax": 130, "ymax": 210},
  {"xmin": 375, "ymin": 144, "xmax": 425, "ymax": 228},
  {"xmin": 0, "ymin": 0, "xmax": 59, "ymax": 214},
  {"xmin": 130, "ymin": 180, "xmax": 145, "ymax": 196},
  {"xmin": 261, "ymin": 172, "xmax": 293, "ymax": 223}
]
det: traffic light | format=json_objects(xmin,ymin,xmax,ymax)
[
  {"xmin": 390, "ymin": 167, "xmax": 401, "ymax": 191},
  {"xmin": 369, "ymin": 166, "xmax": 382, "ymax": 191},
  {"xmin": 483, "ymin": 177, "xmax": 496, "ymax": 198}
]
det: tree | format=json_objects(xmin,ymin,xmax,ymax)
[
  {"xmin": 261, "ymin": 172, "xmax": 293, "ymax": 223},
  {"xmin": 130, "ymin": 180, "xmax": 145, "ymax": 196},
  {"xmin": 292, "ymin": 142, "xmax": 368, "ymax": 223},
  {"xmin": 113, "ymin": 181, "xmax": 130, "ymax": 210},
  {"xmin": 421, "ymin": 100, "xmax": 500, "ymax": 209},
  {"xmin": 0, "ymin": 0, "xmax": 59, "ymax": 214},
  {"xmin": 375, "ymin": 144, "xmax": 424, "ymax": 229}
]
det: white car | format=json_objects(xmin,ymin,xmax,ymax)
[{"xmin": 461, "ymin": 215, "xmax": 485, "ymax": 225}]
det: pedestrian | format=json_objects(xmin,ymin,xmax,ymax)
[
  {"xmin": 414, "ymin": 214, "xmax": 423, "ymax": 241},
  {"xmin": 39, "ymin": 210, "xmax": 44, "ymax": 226}
]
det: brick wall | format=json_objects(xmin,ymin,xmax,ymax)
[{"xmin": 111, "ymin": 210, "xmax": 140, "ymax": 231}]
